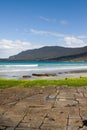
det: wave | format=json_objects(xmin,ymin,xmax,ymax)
[
  {"xmin": 0, "ymin": 65, "xmax": 87, "ymax": 73},
  {"xmin": 0, "ymin": 64, "xmax": 38, "ymax": 68}
]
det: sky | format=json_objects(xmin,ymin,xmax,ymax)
[{"xmin": 0, "ymin": 0, "xmax": 87, "ymax": 58}]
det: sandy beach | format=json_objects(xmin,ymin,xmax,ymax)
[
  {"xmin": 30, "ymin": 71, "xmax": 87, "ymax": 80},
  {"xmin": 1, "ymin": 68, "xmax": 87, "ymax": 81}
]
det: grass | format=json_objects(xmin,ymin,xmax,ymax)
[{"xmin": 0, "ymin": 77, "xmax": 87, "ymax": 89}]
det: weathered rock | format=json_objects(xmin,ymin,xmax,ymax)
[
  {"xmin": 32, "ymin": 73, "xmax": 57, "ymax": 77},
  {"xmin": 22, "ymin": 75, "xmax": 31, "ymax": 78},
  {"xmin": 0, "ymin": 87, "xmax": 87, "ymax": 129}
]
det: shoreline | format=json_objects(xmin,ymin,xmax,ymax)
[
  {"xmin": 1, "ymin": 67, "xmax": 87, "ymax": 80},
  {"xmin": 1, "ymin": 61, "xmax": 87, "ymax": 80},
  {"xmin": 1, "ymin": 69, "xmax": 87, "ymax": 80}
]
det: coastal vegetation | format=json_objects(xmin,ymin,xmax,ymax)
[{"xmin": 0, "ymin": 77, "xmax": 87, "ymax": 89}]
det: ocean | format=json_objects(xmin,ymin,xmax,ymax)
[{"xmin": 0, "ymin": 61, "xmax": 87, "ymax": 79}]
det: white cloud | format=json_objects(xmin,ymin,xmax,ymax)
[
  {"xmin": 77, "ymin": 35, "xmax": 87, "ymax": 39},
  {"xmin": 60, "ymin": 20, "xmax": 69, "ymax": 25},
  {"xmin": 0, "ymin": 39, "xmax": 32, "ymax": 49},
  {"xmin": 39, "ymin": 16, "xmax": 56, "ymax": 23},
  {"xmin": 40, "ymin": 16, "xmax": 50, "ymax": 22},
  {"xmin": 64, "ymin": 36, "xmax": 86, "ymax": 47},
  {"xmin": 30, "ymin": 29, "xmax": 87, "ymax": 47},
  {"xmin": 0, "ymin": 39, "xmax": 38, "ymax": 58},
  {"xmin": 30, "ymin": 29, "xmax": 65, "ymax": 37}
]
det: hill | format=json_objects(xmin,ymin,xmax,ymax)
[{"xmin": 9, "ymin": 46, "xmax": 87, "ymax": 61}]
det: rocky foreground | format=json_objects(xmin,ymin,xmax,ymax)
[{"xmin": 0, "ymin": 86, "xmax": 87, "ymax": 130}]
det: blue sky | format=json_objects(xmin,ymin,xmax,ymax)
[{"xmin": 0, "ymin": 0, "xmax": 87, "ymax": 58}]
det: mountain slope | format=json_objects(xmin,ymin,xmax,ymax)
[{"xmin": 9, "ymin": 46, "xmax": 87, "ymax": 61}]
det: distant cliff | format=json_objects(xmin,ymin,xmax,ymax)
[{"xmin": 9, "ymin": 46, "xmax": 87, "ymax": 61}]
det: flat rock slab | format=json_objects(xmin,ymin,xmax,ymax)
[{"xmin": 0, "ymin": 86, "xmax": 87, "ymax": 130}]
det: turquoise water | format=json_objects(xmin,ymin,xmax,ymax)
[
  {"xmin": 0, "ymin": 61, "xmax": 87, "ymax": 71},
  {"xmin": 0, "ymin": 61, "xmax": 87, "ymax": 78},
  {"xmin": 0, "ymin": 61, "xmax": 87, "ymax": 66}
]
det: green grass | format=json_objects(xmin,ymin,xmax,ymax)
[{"xmin": 0, "ymin": 77, "xmax": 87, "ymax": 89}]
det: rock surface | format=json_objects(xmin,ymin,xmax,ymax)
[
  {"xmin": 22, "ymin": 75, "xmax": 31, "ymax": 78},
  {"xmin": 32, "ymin": 73, "xmax": 57, "ymax": 77},
  {"xmin": 0, "ymin": 86, "xmax": 87, "ymax": 130}
]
